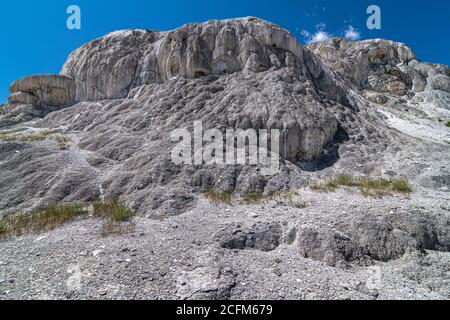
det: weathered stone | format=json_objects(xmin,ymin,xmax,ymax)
[
  {"xmin": 9, "ymin": 74, "xmax": 76, "ymax": 107},
  {"xmin": 297, "ymin": 226, "xmax": 364, "ymax": 268}
]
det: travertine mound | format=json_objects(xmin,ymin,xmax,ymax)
[
  {"xmin": 308, "ymin": 37, "xmax": 450, "ymax": 110},
  {"xmin": 0, "ymin": 17, "xmax": 449, "ymax": 301},
  {"xmin": 60, "ymin": 17, "xmax": 312, "ymax": 101},
  {"xmin": 0, "ymin": 17, "xmax": 448, "ymax": 216}
]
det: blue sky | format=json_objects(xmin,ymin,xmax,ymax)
[{"xmin": 1, "ymin": 0, "xmax": 449, "ymax": 103}]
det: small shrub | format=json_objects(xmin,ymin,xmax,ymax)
[
  {"xmin": 52, "ymin": 134, "xmax": 71, "ymax": 150},
  {"xmin": 446, "ymin": 121, "xmax": 450, "ymax": 128},
  {"xmin": 204, "ymin": 189, "xmax": 233, "ymax": 205},
  {"xmin": 93, "ymin": 197, "xmax": 134, "ymax": 221},
  {"xmin": 392, "ymin": 179, "xmax": 412, "ymax": 193}
]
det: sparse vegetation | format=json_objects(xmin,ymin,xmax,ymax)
[
  {"xmin": 204, "ymin": 189, "xmax": 233, "ymax": 205},
  {"xmin": 0, "ymin": 203, "xmax": 87, "ymax": 239},
  {"xmin": 446, "ymin": 121, "xmax": 450, "ymax": 127},
  {"xmin": 93, "ymin": 197, "xmax": 134, "ymax": 221},
  {"xmin": 0, "ymin": 130, "xmax": 72, "ymax": 150},
  {"xmin": 52, "ymin": 134, "xmax": 71, "ymax": 150},
  {"xmin": 241, "ymin": 192, "xmax": 265, "ymax": 204},
  {"xmin": 93, "ymin": 198, "xmax": 135, "ymax": 237},
  {"xmin": 0, "ymin": 198, "xmax": 136, "ymax": 240},
  {"xmin": 0, "ymin": 130, "xmax": 52, "ymax": 142},
  {"xmin": 204, "ymin": 188, "xmax": 307, "ymax": 209},
  {"xmin": 391, "ymin": 178, "xmax": 413, "ymax": 193},
  {"xmin": 311, "ymin": 174, "xmax": 412, "ymax": 196},
  {"xmin": 0, "ymin": 218, "xmax": 8, "ymax": 236}
]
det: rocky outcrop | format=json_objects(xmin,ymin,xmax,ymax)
[
  {"xmin": 308, "ymin": 38, "xmax": 450, "ymax": 113},
  {"xmin": 308, "ymin": 38, "xmax": 415, "ymax": 95},
  {"xmin": 0, "ymin": 75, "xmax": 76, "ymax": 127},
  {"xmin": 9, "ymin": 75, "xmax": 76, "ymax": 107}
]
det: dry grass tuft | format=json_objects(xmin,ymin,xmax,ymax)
[
  {"xmin": 204, "ymin": 189, "xmax": 233, "ymax": 205},
  {"xmin": 311, "ymin": 175, "xmax": 412, "ymax": 196},
  {"xmin": 93, "ymin": 197, "xmax": 134, "ymax": 221},
  {"xmin": 241, "ymin": 192, "xmax": 265, "ymax": 204},
  {"xmin": 93, "ymin": 198, "xmax": 135, "ymax": 237},
  {"xmin": 0, "ymin": 203, "xmax": 87, "ymax": 239},
  {"xmin": 0, "ymin": 130, "xmax": 52, "ymax": 142}
]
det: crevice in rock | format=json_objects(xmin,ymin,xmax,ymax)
[{"xmin": 296, "ymin": 123, "xmax": 349, "ymax": 172}]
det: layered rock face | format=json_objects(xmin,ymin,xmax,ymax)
[{"xmin": 9, "ymin": 75, "xmax": 76, "ymax": 107}]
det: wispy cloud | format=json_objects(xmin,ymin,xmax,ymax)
[
  {"xmin": 300, "ymin": 22, "xmax": 362, "ymax": 44},
  {"xmin": 302, "ymin": 23, "xmax": 332, "ymax": 44},
  {"xmin": 309, "ymin": 31, "xmax": 332, "ymax": 43},
  {"xmin": 344, "ymin": 25, "xmax": 360, "ymax": 40}
]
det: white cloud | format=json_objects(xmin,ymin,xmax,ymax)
[
  {"xmin": 301, "ymin": 22, "xmax": 361, "ymax": 44},
  {"xmin": 309, "ymin": 31, "xmax": 331, "ymax": 43},
  {"xmin": 301, "ymin": 22, "xmax": 332, "ymax": 44},
  {"xmin": 344, "ymin": 26, "xmax": 360, "ymax": 40}
]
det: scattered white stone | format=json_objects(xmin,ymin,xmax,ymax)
[
  {"xmin": 92, "ymin": 250, "xmax": 103, "ymax": 257},
  {"xmin": 34, "ymin": 236, "xmax": 47, "ymax": 242}
]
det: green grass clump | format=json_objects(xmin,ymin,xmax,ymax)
[
  {"xmin": 311, "ymin": 174, "xmax": 354, "ymax": 192},
  {"xmin": 93, "ymin": 198, "xmax": 135, "ymax": 237},
  {"xmin": 392, "ymin": 178, "xmax": 413, "ymax": 193},
  {"xmin": 311, "ymin": 175, "xmax": 412, "ymax": 196},
  {"xmin": 204, "ymin": 189, "xmax": 233, "ymax": 205},
  {"xmin": 1, "ymin": 203, "xmax": 87, "ymax": 239},
  {"xmin": 93, "ymin": 197, "xmax": 134, "ymax": 221},
  {"xmin": 204, "ymin": 188, "xmax": 307, "ymax": 208},
  {"xmin": 446, "ymin": 121, "xmax": 450, "ymax": 128}
]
